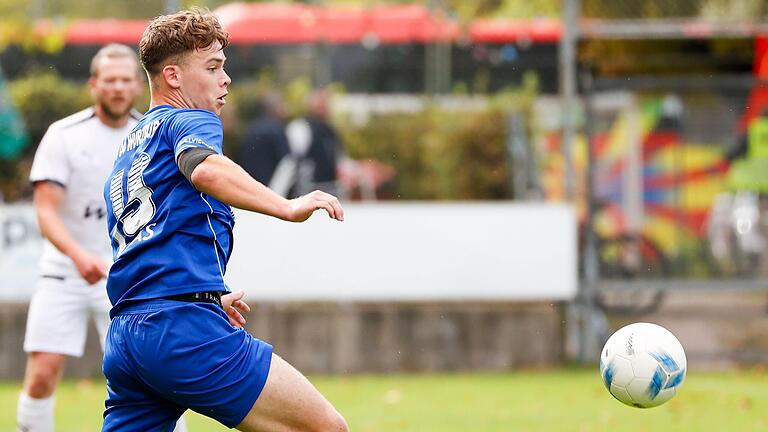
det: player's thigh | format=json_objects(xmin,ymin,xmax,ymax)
[
  {"xmin": 236, "ymin": 353, "xmax": 347, "ymax": 432},
  {"xmin": 103, "ymin": 305, "xmax": 188, "ymax": 432},
  {"xmin": 24, "ymin": 352, "xmax": 67, "ymax": 379},
  {"xmin": 24, "ymin": 277, "xmax": 89, "ymax": 356},
  {"xmin": 108, "ymin": 300, "xmax": 273, "ymax": 429},
  {"xmin": 103, "ymin": 377, "xmax": 185, "ymax": 432}
]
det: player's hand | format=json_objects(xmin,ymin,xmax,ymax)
[
  {"xmin": 221, "ymin": 290, "xmax": 250, "ymax": 328},
  {"xmin": 286, "ymin": 190, "xmax": 344, "ymax": 222},
  {"xmin": 72, "ymin": 249, "xmax": 108, "ymax": 285}
]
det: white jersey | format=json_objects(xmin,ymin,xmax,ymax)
[{"xmin": 29, "ymin": 107, "xmax": 140, "ymax": 278}]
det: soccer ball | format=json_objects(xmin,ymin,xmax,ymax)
[{"xmin": 599, "ymin": 322, "xmax": 687, "ymax": 408}]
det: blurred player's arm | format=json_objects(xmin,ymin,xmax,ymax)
[
  {"xmin": 33, "ymin": 181, "xmax": 107, "ymax": 284},
  {"xmin": 180, "ymin": 150, "xmax": 344, "ymax": 222}
]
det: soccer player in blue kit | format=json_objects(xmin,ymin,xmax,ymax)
[{"xmin": 101, "ymin": 8, "xmax": 348, "ymax": 432}]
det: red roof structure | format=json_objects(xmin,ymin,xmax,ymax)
[
  {"xmin": 52, "ymin": 2, "xmax": 561, "ymax": 46},
  {"xmin": 215, "ymin": 2, "xmax": 318, "ymax": 43},
  {"xmin": 469, "ymin": 18, "xmax": 561, "ymax": 44},
  {"xmin": 64, "ymin": 19, "xmax": 149, "ymax": 44},
  {"xmin": 215, "ymin": 2, "xmax": 459, "ymax": 44}
]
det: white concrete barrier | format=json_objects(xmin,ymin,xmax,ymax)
[
  {"xmin": 1, "ymin": 202, "xmax": 577, "ymax": 302},
  {"xmin": 0, "ymin": 203, "xmax": 43, "ymax": 302},
  {"xmin": 228, "ymin": 202, "xmax": 577, "ymax": 301}
]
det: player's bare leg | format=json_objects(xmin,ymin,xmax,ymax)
[
  {"xmin": 17, "ymin": 352, "xmax": 66, "ymax": 431},
  {"xmin": 236, "ymin": 354, "xmax": 348, "ymax": 432},
  {"xmin": 22, "ymin": 352, "xmax": 66, "ymax": 398}
]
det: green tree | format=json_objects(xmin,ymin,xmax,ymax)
[
  {"xmin": 0, "ymin": 70, "xmax": 27, "ymax": 160},
  {"xmin": 1, "ymin": 72, "xmax": 90, "ymax": 200}
]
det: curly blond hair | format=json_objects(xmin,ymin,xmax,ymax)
[{"xmin": 139, "ymin": 7, "xmax": 229, "ymax": 76}]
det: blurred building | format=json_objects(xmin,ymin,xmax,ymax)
[{"xmin": 0, "ymin": 3, "xmax": 561, "ymax": 93}]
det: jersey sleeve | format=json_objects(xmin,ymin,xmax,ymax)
[
  {"xmin": 168, "ymin": 110, "xmax": 224, "ymax": 161},
  {"xmin": 29, "ymin": 125, "xmax": 70, "ymax": 187}
]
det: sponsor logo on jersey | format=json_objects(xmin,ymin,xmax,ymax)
[{"xmin": 179, "ymin": 136, "xmax": 209, "ymax": 147}]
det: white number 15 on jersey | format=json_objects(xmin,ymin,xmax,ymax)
[{"xmin": 108, "ymin": 152, "xmax": 156, "ymax": 256}]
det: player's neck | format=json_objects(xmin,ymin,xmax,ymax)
[
  {"xmin": 94, "ymin": 106, "xmax": 131, "ymax": 129},
  {"xmin": 150, "ymin": 90, "xmax": 190, "ymax": 111}
]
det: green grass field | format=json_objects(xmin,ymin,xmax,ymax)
[{"xmin": 2, "ymin": 368, "xmax": 767, "ymax": 431}]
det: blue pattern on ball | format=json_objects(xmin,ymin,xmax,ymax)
[
  {"xmin": 601, "ymin": 361, "xmax": 615, "ymax": 390},
  {"xmin": 651, "ymin": 351, "xmax": 680, "ymax": 374},
  {"xmin": 647, "ymin": 351, "xmax": 682, "ymax": 399},
  {"xmin": 665, "ymin": 369, "xmax": 685, "ymax": 389}
]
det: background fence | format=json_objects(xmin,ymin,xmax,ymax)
[{"xmin": 3, "ymin": 0, "xmax": 768, "ymax": 374}]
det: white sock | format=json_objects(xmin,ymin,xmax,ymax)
[
  {"xmin": 172, "ymin": 414, "xmax": 188, "ymax": 432},
  {"xmin": 17, "ymin": 393, "xmax": 55, "ymax": 432}
]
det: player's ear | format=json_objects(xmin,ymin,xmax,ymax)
[
  {"xmin": 162, "ymin": 65, "xmax": 181, "ymax": 89},
  {"xmin": 88, "ymin": 76, "xmax": 97, "ymax": 96}
]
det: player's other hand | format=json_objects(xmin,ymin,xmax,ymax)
[
  {"xmin": 222, "ymin": 290, "xmax": 250, "ymax": 328},
  {"xmin": 72, "ymin": 249, "xmax": 108, "ymax": 284},
  {"xmin": 286, "ymin": 190, "xmax": 344, "ymax": 222}
]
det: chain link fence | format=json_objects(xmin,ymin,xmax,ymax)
[
  {"xmin": 559, "ymin": 0, "xmax": 768, "ymax": 364},
  {"xmin": 582, "ymin": 0, "xmax": 768, "ymax": 20}
]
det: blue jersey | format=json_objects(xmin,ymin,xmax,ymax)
[{"xmin": 104, "ymin": 105, "xmax": 234, "ymax": 315}]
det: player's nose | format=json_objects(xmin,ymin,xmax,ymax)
[{"xmin": 221, "ymin": 70, "xmax": 231, "ymax": 87}]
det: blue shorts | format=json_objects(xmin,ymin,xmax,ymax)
[{"xmin": 102, "ymin": 299, "xmax": 273, "ymax": 431}]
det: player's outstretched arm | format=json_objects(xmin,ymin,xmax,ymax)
[{"xmin": 189, "ymin": 154, "xmax": 344, "ymax": 222}]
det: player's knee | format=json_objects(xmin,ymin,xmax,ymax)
[
  {"xmin": 24, "ymin": 354, "xmax": 64, "ymax": 397},
  {"xmin": 318, "ymin": 408, "xmax": 348, "ymax": 432},
  {"xmin": 25, "ymin": 371, "xmax": 58, "ymax": 398},
  {"xmin": 333, "ymin": 414, "xmax": 349, "ymax": 432}
]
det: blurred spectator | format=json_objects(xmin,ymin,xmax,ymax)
[
  {"xmin": 306, "ymin": 89, "xmax": 344, "ymax": 193},
  {"xmin": 240, "ymin": 89, "xmax": 394, "ymax": 200},
  {"xmin": 237, "ymin": 92, "xmax": 290, "ymax": 185},
  {"xmin": 721, "ymin": 109, "xmax": 768, "ymax": 274},
  {"xmin": 280, "ymin": 89, "xmax": 345, "ymax": 198},
  {"xmin": 285, "ymin": 89, "xmax": 396, "ymax": 200}
]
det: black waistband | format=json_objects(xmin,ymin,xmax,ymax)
[{"xmin": 163, "ymin": 292, "xmax": 222, "ymax": 308}]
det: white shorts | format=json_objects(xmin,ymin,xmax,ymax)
[{"xmin": 23, "ymin": 276, "xmax": 111, "ymax": 357}]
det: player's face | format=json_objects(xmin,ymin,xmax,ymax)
[
  {"xmin": 179, "ymin": 42, "xmax": 231, "ymax": 116},
  {"xmin": 90, "ymin": 56, "xmax": 142, "ymax": 121}
]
